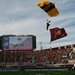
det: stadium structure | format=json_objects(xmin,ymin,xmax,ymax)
[{"xmin": 0, "ymin": 35, "xmax": 75, "ymax": 71}]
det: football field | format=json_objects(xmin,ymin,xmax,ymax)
[{"xmin": 0, "ymin": 71, "xmax": 75, "ymax": 75}]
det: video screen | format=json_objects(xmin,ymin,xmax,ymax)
[{"xmin": 2, "ymin": 35, "xmax": 36, "ymax": 50}]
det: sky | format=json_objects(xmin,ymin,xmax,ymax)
[{"xmin": 0, "ymin": 0, "xmax": 75, "ymax": 50}]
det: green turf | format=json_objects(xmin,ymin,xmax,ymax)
[{"xmin": 0, "ymin": 71, "xmax": 75, "ymax": 75}]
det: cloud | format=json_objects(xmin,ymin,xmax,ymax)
[{"xmin": 0, "ymin": 0, "xmax": 75, "ymax": 50}]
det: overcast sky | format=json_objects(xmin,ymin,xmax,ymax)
[{"xmin": 0, "ymin": 0, "xmax": 75, "ymax": 50}]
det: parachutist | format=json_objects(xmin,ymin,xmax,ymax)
[{"xmin": 46, "ymin": 20, "xmax": 51, "ymax": 30}]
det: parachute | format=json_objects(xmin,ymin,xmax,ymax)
[{"xmin": 37, "ymin": 0, "xmax": 59, "ymax": 17}]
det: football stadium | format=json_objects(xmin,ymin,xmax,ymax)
[
  {"xmin": 0, "ymin": 35, "xmax": 75, "ymax": 75},
  {"xmin": 0, "ymin": 0, "xmax": 75, "ymax": 75}
]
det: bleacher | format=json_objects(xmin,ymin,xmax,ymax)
[{"xmin": 0, "ymin": 44, "xmax": 75, "ymax": 70}]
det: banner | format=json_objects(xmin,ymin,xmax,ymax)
[{"xmin": 50, "ymin": 27, "xmax": 67, "ymax": 41}]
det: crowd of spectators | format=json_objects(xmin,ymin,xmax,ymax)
[{"xmin": 0, "ymin": 44, "xmax": 74, "ymax": 67}]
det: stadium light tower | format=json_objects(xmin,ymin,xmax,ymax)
[{"xmin": 39, "ymin": 42, "xmax": 43, "ymax": 50}]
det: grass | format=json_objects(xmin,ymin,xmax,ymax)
[{"xmin": 0, "ymin": 71, "xmax": 75, "ymax": 75}]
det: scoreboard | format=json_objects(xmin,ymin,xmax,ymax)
[{"xmin": 0, "ymin": 35, "xmax": 36, "ymax": 50}]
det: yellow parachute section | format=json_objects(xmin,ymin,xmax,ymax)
[{"xmin": 37, "ymin": 0, "xmax": 59, "ymax": 17}]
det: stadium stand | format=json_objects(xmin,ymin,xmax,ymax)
[{"xmin": 0, "ymin": 44, "xmax": 75, "ymax": 71}]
